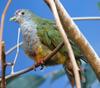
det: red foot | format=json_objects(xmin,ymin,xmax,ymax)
[{"xmin": 37, "ymin": 59, "xmax": 44, "ymax": 65}]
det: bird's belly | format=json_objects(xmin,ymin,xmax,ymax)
[
  {"xmin": 23, "ymin": 40, "xmax": 41, "ymax": 60},
  {"xmin": 23, "ymin": 38, "xmax": 46, "ymax": 62},
  {"xmin": 22, "ymin": 31, "xmax": 40, "ymax": 58},
  {"xmin": 23, "ymin": 37, "xmax": 66, "ymax": 66},
  {"xmin": 23, "ymin": 36, "xmax": 39, "ymax": 51}
]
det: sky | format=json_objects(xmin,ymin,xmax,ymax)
[{"xmin": 0, "ymin": 0, "xmax": 100, "ymax": 88}]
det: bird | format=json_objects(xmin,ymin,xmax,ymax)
[{"xmin": 10, "ymin": 9, "xmax": 86, "ymax": 87}]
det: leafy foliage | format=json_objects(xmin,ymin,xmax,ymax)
[
  {"xmin": 6, "ymin": 75, "xmax": 46, "ymax": 88},
  {"xmin": 81, "ymin": 63, "xmax": 99, "ymax": 88},
  {"xmin": 2, "ymin": 63, "xmax": 99, "ymax": 88},
  {"xmin": 50, "ymin": 69, "xmax": 65, "ymax": 83},
  {"xmin": 97, "ymin": 2, "xmax": 100, "ymax": 9}
]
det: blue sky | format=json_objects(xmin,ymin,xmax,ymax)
[{"xmin": 0, "ymin": 0, "xmax": 100, "ymax": 88}]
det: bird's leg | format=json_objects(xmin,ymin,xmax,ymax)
[
  {"xmin": 34, "ymin": 60, "xmax": 44, "ymax": 71},
  {"xmin": 35, "ymin": 58, "xmax": 45, "ymax": 70},
  {"xmin": 38, "ymin": 59, "xmax": 45, "ymax": 70}
]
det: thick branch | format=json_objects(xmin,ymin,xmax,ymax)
[
  {"xmin": 44, "ymin": 0, "xmax": 81, "ymax": 88},
  {"xmin": 54, "ymin": 0, "xmax": 100, "ymax": 80},
  {"xmin": 1, "ymin": 42, "xmax": 6, "ymax": 88}
]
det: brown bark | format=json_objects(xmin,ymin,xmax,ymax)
[
  {"xmin": 1, "ymin": 42, "xmax": 6, "ymax": 88},
  {"xmin": 44, "ymin": 0, "xmax": 81, "ymax": 88},
  {"xmin": 54, "ymin": 0, "xmax": 100, "ymax": 80}
]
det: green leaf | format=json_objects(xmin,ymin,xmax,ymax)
[
  {"xmin": 97, "ymin": 2, "xmax": 100, "ymax": 9},
  {"xmin": 50, "ymin": 70, "xmax": 65, "ymax": 83},
  {"xmin": 7, "ymin": 75, "xmax": 46, "ymax": 88},
  {"xmin": 81, "ymin": 64, "xmax": 97, "ymax": 88}
]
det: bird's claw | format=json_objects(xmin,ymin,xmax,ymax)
[
  {"xmin": 40, "ymin": 64, "xmax": 44, "ymax": 70},
  {"xmin": 39, "ymin": 59, "xmax": 45, "ymax": 70},
  {"xmin": 34, "ymin": 59, "xmax": 45, "ymax": 71}
]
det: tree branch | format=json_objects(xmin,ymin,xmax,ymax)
[
  {"xmin": 44, "ymin": 0, "xmax": 81, "ymax": 88},
  {"xmin": 5, "ymin": 42, "xmax": 23, "ymax": 55},
  {"xmin": 54, "ymin": 0, "xmax": 100, "ymax": 80},
  {"xmin": 1, "ymin": 42, "xmax": 6, "ymax": 88},
  {"xmin": 73, "ymin": 16, "xmax": 100, "ymax": 21},
  {"xmin": 11, "ymin": 28, "xmax": 21, "ymax": 74},
  {"xmin": 0, "ymin": 41, "xmax": 64, "ymax": 81},
  {"xmin": 0, "ymin": 0, "xmax": 12, "ymax": 88},
  {"xmin": 0, "ymin": 0, "xmax": 12, "ymax": 60}
]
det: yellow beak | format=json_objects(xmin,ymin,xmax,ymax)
[{"xmin": 9, "ymin": 16, "xmax": 17, "ymax": 21}]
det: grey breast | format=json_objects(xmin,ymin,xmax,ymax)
[{"xmin": 20, "ymin": 21, "xmax": 40, "ymax": 53}]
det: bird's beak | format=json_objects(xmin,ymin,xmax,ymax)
[{"xmin": 9, "ymin": 16, "xmax": 17, "ymax": 21}]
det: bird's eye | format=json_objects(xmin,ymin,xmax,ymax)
[{"xmin": 21, "ymin": 12, "xmax": 25, "ymax": 15}]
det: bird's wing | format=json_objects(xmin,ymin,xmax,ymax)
[
  {"xmin": 36, "ymin": 19, "xmax": 82, "ymax": 57},
  {"xmin": 36, "ymin": 19, "xmax": 67, "ymax": 55},
  {"xmin": 36, "ymin": 19, "xmax": 87, "ymax": 87}
]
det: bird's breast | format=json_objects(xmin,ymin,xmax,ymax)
[{"xmin": 21, "ymin": 23, "xmax": 40, "ymax": 54}]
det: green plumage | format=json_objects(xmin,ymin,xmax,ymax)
[{"xmin": 36, "ymin": 18, "xmax": 82, "ymax": 57}]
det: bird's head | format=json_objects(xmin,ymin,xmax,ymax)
[{"xmin": 10, "ymin": 9, "xmax": 35, "ymax": 24}]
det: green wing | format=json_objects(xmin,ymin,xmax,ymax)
[
  {"xmin": 36, "ymin": 19, "xmax": 86, "ymax": 86},
  {"xmin": 36, "ymin": 19, "xmax": 82, "ymax": 57}
]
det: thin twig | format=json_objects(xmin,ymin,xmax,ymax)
[
  {"xmin": 0, "ymin": 0, "xmax": 12, "ymax": 60},
  {"xmin": 5, "ymin": 65, "xmax": 36, "ymax": 80},
  {"xmin": 5, "ymin": 42, "xmax": 23, "ymax": 55},
  {"xmin": 73, "ymin": 16, "xmax": 100, "ymax": 21},
  {"xmin": 11, "ymin": 28, "xmax": 21, "ymax": 74},
  {"xmin": 54, "ymin": 0, "xmax": 100, "ymax": 81},
  {"xmin": 6, "ymin": 62, "xmax": 13, "ymax": 66},
  {"xmin": 0, "ymin": 41, "xmax": 64, "ymax": 81},
  {"xmin": 44, "ymin": 0, "xmax": 81, "ymax": 88}
]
